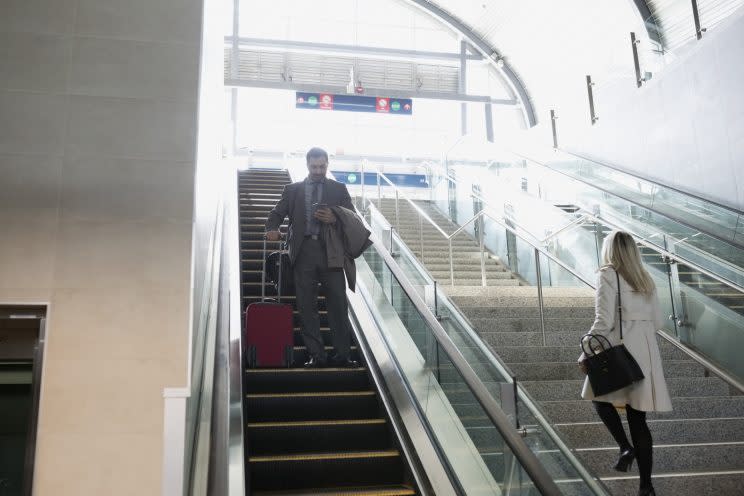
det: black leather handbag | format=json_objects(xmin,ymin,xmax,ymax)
[
  {"xmin": 266, "ymin": 248, "xmax": 295, "ymax": 296},
  {"xmin": 580, "ymin": 271, "xmax": 645, "ymax": 396}
]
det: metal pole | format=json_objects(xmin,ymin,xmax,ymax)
[
  {"xmin": 512, "ymin": 375, "xmax": 520, "ymax": 430},
  {"xmin": 484, "ymin": 102, "xmax": 494, "ymax": 142},
  {"xmin": 434, "ymin": 280, "xmax": 440, "ymax": 319},
  {"xmin": 586, "ymin": 75, "xmax": 598, "ymax": 124},
  {"xmin": 376, "ymin": 170, "xmax": 381, "ymax": 208},
  {"xmin": 395, "ymin": 189, "xmax": 400, "ymax": 233},
  {"xmin": 449, "ymin": 238, "xmax": 455, "ymax": 287},
  {"xmin": 534, "ymin": 248, "xmax": 547, "ymax": 346},
  {"xmin": 479, "ymin": 213, "xmax": 487, "ymax": 287},
  {"xmin": 550, "ymin": 109, "xmax": 558, "ymax": 149},
  {"xmin": 419, "ymin": 214, "xmax": 424, "ymax": 260},
  {"xmin": 459, "ymin": 40, "xmax": 468, "ymax": 136},
  {"xmin": 360, "ymin": 158, "xmax": 366, "ymax": 210},
  {"xmin": 630, "ymin": 32, "xmax": 643, "ymax": 88},
  {"xmin": 390, "ymin": 226, "xmax": 395, "ymax": 257},
  {"xmin": 691, "ymin": 0, "xmax": 705, "ymax": 39}
]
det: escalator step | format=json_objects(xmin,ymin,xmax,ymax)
[
  {"xmin": 245, "ymin": 368, "xmax": 370, "ymax": 393},
  {"xmin": 253, "ymin": 485, "xmax": 416, "ymax": 496},
  {"xmin": 245, "ymin": 391, "xmax": 380, "ymax": 422},
  {"xmin": 249, "ymin": 450, "xmax": 404, "ymax": 490},
  {"xmin": 247, "ymin": 419, "xmax": 391, "ymax": 455}
]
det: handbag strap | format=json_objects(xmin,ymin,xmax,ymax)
[{"xmin": 615, "ymin": 270, "xmax": 623, "ymax": 340}]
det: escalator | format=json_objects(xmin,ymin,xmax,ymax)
[{"xmin": 238, "ymin": 169, "xmax": 417, "ymax": 495}]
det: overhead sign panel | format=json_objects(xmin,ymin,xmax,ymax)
[{"xmin": 296, "ymin": 92, "xmax": 412, "ymax": 115}]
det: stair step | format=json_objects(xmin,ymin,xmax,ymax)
[
  {"xmin": 555, "ymin": 417, "xmax": 744, "ymax": 448},
  {"xmin": 537, "ymin": 396, "xmax": 744, "ymax": 423},
  {"xmin": 247, "ymin": 419, "xmax": 391, "ymax": 455},
  {"xmin": 253, "ymin": 484, "xmax": 416, "ymax": 496},
  {"xmin": 245, "ymin": 391, "xmax": 381, "ymax": 422},
  {"xmin": 576, "ymin": 442, "xmax": 744, "ymax": 476},
  {"xmin": 600, "ymin": 470, "xmax": 744, "ymax": 496},
  {"xmin": 506, "ymin": 359, "xmax": 704, "ymax": 381},
  {"xmin": 488, "ymin": 344, "xmax": 690, "ymax": 363},
  {"xmin": 517, "ymin": 377, "xmax": 730, "ymax": 401},
  {"xmin": 245, "ymin": 368, "xmax": 370, "ymax": 394},
  {"xmin": 249, "ymin": 450, "xmax": 405, "ymax": 491}
]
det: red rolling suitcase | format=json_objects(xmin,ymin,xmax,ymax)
[{"xmin": 244, "ymin": 237, "xmax": 294, "ymax": 368}]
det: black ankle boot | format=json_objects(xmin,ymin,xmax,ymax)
[
  {"xmin": 638, "ymin": 486, "xmax": 655, "ymax": 496},
  {"xmin": 613, "ymin": 448, "xmax": 635, "ymax": 472}
]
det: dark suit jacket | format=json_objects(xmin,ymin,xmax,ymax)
[{"xmin": 265, "ymin": 178, "xmax": 354, "ymax": 265}]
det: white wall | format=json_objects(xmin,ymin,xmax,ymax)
[
  {"xmin": 554, "ymin": 9, "xmax": 744, "ymax": 211},
  {"xmin": 0, "ymin": 0, "xmax": 204, "ymax": 494}
]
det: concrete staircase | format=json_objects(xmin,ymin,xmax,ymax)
[{"xmin": 372, "ymin": 197, "xmax": 744, "ymax": 496}]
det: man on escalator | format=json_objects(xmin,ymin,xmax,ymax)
[{"xmin": 265, "ymin": 147, "xmax": 371, "ymax": 368}]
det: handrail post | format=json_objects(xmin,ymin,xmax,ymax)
[
  {"xmin": 691, "ymin": 0, "xmax": 705, "ymax": 39},
  {"xmin": 419, "ymin": 214, "xmax": 424, "ymax": 261},
  {"xmin": 434, "ymin": 280, "xmax": 440, "ymax": 319},
  {"xmin": 449, "ymin": 238, "xmax": 455, "ymax": 287},
  {"xmin": 479, "ymin": 213, "xmax": 487, "ymax": 287},
  {"xmin": 376, "ymin": 170, "xmax": 381, "ymax": 208},
  {"xmin": 534, "ymin": 248, "xmax": 547, "ymax": 347},
  {"xmin": 390, "ymin": 226, "xmax": 395, "ymax": 257},
  {"xmin": 360, "ymin": 158, "xmax": 366, "ymax": 211},
  {"xmin": 395, "ymin": 189, "xmax": 400, "ymax": 233}
]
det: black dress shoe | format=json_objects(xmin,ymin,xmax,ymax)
[
  {"xmin": 304, "ymin": 356, "xmax": 327, "ymax": 368},
  {"xmin": 614, "ymin": 448, "xmax": 635, "ymax": 472},
  {"xmin": 329, "ymin": 355, "xmax": 359, "ymax": 368},
  {"xmin": 638, "ymin": 486, "xmax": 655, "ymax": 496}
]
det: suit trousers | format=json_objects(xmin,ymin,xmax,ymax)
[{"xmin": 293, "ymin": 237, "xmax": 352, "ymax": 361}]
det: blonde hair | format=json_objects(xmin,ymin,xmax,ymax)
[{"xmin": 601, "ymin": 230, "xmax": 655, "ymax": 294}]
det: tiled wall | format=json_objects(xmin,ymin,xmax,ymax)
[
  {"xmin": 559, "ymin": 10, "xmax": 744, "ymax": 211},
  {"xmin": 0, "ymin": 0, "xmax": 202, "ymax": 493}
]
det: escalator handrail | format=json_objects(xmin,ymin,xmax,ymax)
[
  {"xmin": 558, "ymin": 149, "xmax": 744, "ymax": 217},
  {"xmin": 513, "ymin": 150, "xmax": 744, "ymax": 250},
  {"xmin": 583, "ymin": 211, "xmax": 744, "ymax": 295}
]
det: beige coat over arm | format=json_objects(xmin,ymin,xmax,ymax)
[{"xmin": 580, "ymin": 266, "xmax": 673, "ymax": 412}]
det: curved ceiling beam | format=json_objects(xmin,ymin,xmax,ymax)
[{"xmin": 401, "ymin": 0, "xmax": 537, "ymax": 127}]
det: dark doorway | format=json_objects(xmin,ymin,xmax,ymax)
[{"xmin": 0, "ymin": 306, "xmax": 46, "ymax": 496}]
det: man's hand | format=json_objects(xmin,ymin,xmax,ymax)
[
  {"xmin": 266, "ymin": 230, "xmax": 281, "ymax": 241},
  {"xmin": 314, "ymin": 207, "xmax": 337, "ymax": 224}
]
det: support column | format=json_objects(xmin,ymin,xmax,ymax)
[{"xmin": 459, "ymin": 40, "xmax": 468, "ymax": 135}]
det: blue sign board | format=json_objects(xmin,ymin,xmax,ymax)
[
  {"xmin": 333, "ymin": 171, "xmax": 428, "ymax": 188},
  {"xmin": 296, "ymin": 92, "xmax": 413, "ymax": 115}
]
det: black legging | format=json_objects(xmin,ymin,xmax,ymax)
[{"xmin": 593, "ymin": 401, "xmax": 653, "ymax": 489}]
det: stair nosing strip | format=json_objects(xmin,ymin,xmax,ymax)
[
  {"xmin": 577, "ymin": 440, "xmax": 744, "ymax": 450},
  {"xmin": 596, "ymin": 468, "xmax": 744, "ymax": 481},
  {"xmin": 249, "ymin": 450, "xmax": 400, "ymax": 463},
  {"xmin": 247, "ymin": 419, "xmax": 386, "ymax": 428},
  {"xmin": 246, "ymin": 391, "xmax": 375, "ymax": 398},
  {"xmin": 245, "ymin": 367, "xmax": 365, "ymax": 373}
]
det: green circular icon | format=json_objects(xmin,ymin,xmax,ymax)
[
  {"xmin": 308, "ymin": 96, "xmax": 318, "ymax": 106},
  {"xmin": 391, "ymin": 101, "xmax": 401, "ymax": 111},
  {"xmin": 348, "ymin": 173, "xmax": 357, "ymax": 183}
]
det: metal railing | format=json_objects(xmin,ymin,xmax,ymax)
[
  {"xmin": 361, "ymin": 165, "xmax": 594, "ymax": 345},
  {"xmin": 429, "ymin": 159, "xmax": 744, "ymax": 295},
  {"xmin": 359, "ymin": 211, "xmax": 572, "ymax": 496},
  {"xmin": 362, "ymin": 200, "xmax": 609, "ymax": 495},
  {"xmin": 409, "ymin": 161, "xmax": 744, "ymax": 391}
]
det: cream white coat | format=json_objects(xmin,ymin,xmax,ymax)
[{"xmin": 580, "ymin": 266, "xmax": 673, "ymax": 412}]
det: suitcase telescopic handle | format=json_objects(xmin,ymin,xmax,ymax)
[
  {"xmin": 261, "ymin": 236, "xmax": 267, "ymax": 303},
  {"xmin": 262, "ymin": 233, "xmax": 285, "ymax": 303}
]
